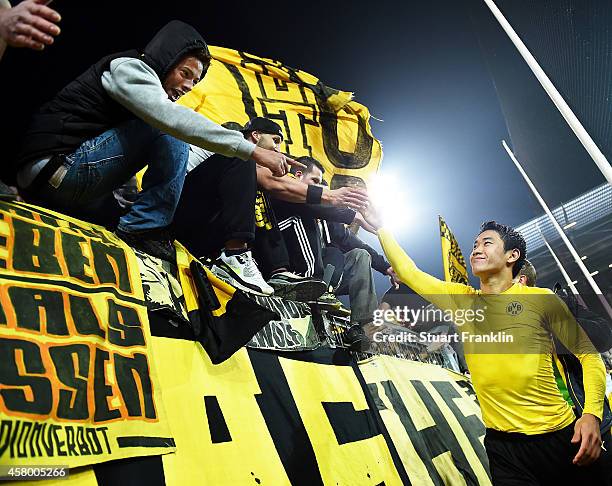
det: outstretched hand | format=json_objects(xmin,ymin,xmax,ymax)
[
  {"xmin": 0, "ymin": 0, "xmax": 61, "ymax": 51},
  {"xmin": 353, "ymin": 210, "xmax": 376, "ymax": 233},
  {"xmin": 251, "ymin": 147, "xmax": 305, "ymax": 177},
  {"xmin": 359, "ymin": 202, "xmax": 383, "ymax": 232},
  {"xmin": 329, "ymin": 187, "xmax": 369, "ymax": 211}
]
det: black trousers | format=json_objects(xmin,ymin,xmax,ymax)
[
  {"xmin": 252, "ymin": 223, "xmax": 290, "ymax": 279},
  {"xmin": 484, "ymin": 424, "xmax": 610, "ymax": 485},
  {"xmin": 172, "ymin": 156, "xmax": 256, "ymax": 259}
]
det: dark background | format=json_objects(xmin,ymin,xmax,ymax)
[{"xmin": 1, "ymin": 0, "xmax": 609, "ymax": 297}]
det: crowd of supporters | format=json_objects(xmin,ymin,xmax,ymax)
[{"xmin": 0, "ymin": 14, "xmax": 394, "ymax": 350}]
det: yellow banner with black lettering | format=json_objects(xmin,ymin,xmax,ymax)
[
  {"xmin": 359, "ymin": 355, "xmax": 491, "ymax": 485},
  {"xmin": 179, "ymin": 46, "xmax": 383, "ymax": 188},
  {"xmin": 0, "ymin": 201, "xmax": 174, "ymax": 468},
  {"xmin": 439, "ymin": 215, "xmax": 469, "ymax": 285},
  {"xmin": 8, "ymin": 341, "xmax": 491, "ymax": 485}
]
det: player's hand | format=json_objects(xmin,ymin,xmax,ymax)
[
  {"xmin": 571, "ymin": 413, "xmax": 602, "ymax": 466},
  {"xmin": 353, "ymin": 210, "xmax": 376, "ymax": 233},
  {"xmin": 386, "ymin": 267, "xmax": 400, "ymax": 289},
  {"xmin": 327, "ymin": 186, "xmax": 368, "ymax": 211},
  {"xmin": 359, "ymin": 202, "xmax": 383, "ymax": 231},
  {"xmin": 0, "ymin": 0, "xmax": 61, "ymax": 50}
]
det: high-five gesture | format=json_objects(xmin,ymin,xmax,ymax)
[{"xmin": 359, "ymin": 200, "xmax": 384, "ymax": 232}]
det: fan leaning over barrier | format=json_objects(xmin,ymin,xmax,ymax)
[{"xmin": 14, "ymin": 21, "xmax": 297, "ymax": 264}]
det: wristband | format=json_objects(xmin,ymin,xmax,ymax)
[{"xmin": 306, "ymin": 184, "xmax": 323, "ymax": 204}]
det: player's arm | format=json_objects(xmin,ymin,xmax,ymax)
[
  {"xmin": 358, "ymin": 205, "xmax": 470, "ymax": 310},
  {"xmin": 378, "ymin": 227, "xmax": 469, "ymax": 303},
  {"xmin": 546, "ymin": 292, "xmax": 606, "ymax": 465}
]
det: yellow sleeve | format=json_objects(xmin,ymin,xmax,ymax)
[
  {"xmin": 545, "ymin": 292, "xmax": 606, "ymax": 420},
  {"xmin": 377, "ymin": 227, "xmax": 473, "ymax": 311}
]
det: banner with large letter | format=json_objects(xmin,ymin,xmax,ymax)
[
  {"xmin": 0, "ymin": 201, "xmax": 174, "ymax": 468},
  {"xmin": 179, "ymin": 46, "xmax": 383, "ymax": 188}
]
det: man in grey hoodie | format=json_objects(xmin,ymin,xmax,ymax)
[{"xmin": 15, "ymin": 20, "xmax": 295, "ymax": 261}]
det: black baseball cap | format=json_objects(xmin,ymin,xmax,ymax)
[{"xmin": 240, "ymin": 117, "xmax": 284, "ymax": 141}]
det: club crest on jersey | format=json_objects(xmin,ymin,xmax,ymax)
[{"xmin": 506, "ymin": 301, "xmax": 523, "ymax": 316}]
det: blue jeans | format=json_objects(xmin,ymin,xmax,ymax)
[{"xmin": 36, "ymin": 119, "xmax": 189, "ymax": 233}]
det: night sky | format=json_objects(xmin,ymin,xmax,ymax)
[{"xmin": 1, "ymin": 0, "xmax": 608, "ymax": 296}]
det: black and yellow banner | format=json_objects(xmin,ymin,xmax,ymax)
[
  {"xmin": 4, "ymin": 342, "xmax": 490, "ymax": 485},
  {"xmin": 439, "ymin": 215, "xmax": 469, "ymax": 285},
  {"xmin": 0, "ymin": 201, "xmax": 174, "ymax": 468},
  {"xmin": 179, "ymin": 46, "xmax": 383, "ymax": 188},
  {"xmin": 360, "ymin": 355, "xmax": 490, "ymax": 485}
]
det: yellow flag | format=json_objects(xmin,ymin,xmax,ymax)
[
  {"xmin": 439, "ymin": 215, "xmax": 469, "ymax": 285},
  {"xmin": 179, "ymin": 46, "xmax": 382, "ymax": 188}
]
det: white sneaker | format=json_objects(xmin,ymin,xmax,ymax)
[{"xmin": 211, "ymin": 250, "xmax": 274, "ymax": 296}]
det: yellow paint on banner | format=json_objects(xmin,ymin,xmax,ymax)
[{"xmin": 439, "ymin": 216, "xmax": 469, "ymax": 285}]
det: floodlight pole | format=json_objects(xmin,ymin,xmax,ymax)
[
  {"xmin": 536, "ymin": 225, "xmax": 587, "ymax": 307},
  {"xmin": 502, "ymin": 140, "xmax": 612, "ymax": 319},
  {"xmin": 484, "ymin": 0, "xmax": 612, "ymax": 185}
]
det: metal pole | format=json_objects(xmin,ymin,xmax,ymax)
[
  {"xmin": 484, "ymin": 0, "xmax": 612, "ymax": 185},
  {"xmin": 502, "ymin": 140, "xmax": 612, "ymax": 319},
  {"xmin": 536, "ymin": 225, "xmax": 587, "ymax": 307}
]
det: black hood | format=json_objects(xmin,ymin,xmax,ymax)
[{"xmin": 142, "ymin": 20, "xmax": 209, "ymax": 81}]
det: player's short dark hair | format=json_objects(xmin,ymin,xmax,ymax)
[
  {"xmin": 291, "ymin": 156, "xmax": 325, "ymax": 176},
  {"xmin": 517, "ymin": 259, "xmax": 537, "ymax": 286},
  {"xmin": 478, "ymin": 221, "xmax": 527, "ymax": 278}
]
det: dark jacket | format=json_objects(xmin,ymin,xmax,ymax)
[
  {"xmin": 15, "ymin": 21, "xmax": 208, "ymax": 168},
  {"xmin": 554, "ymin": 286, "xmax": 612, "ymax": 433},
  {"xmin": 327, "ymin": 220, "xmax": 390, "ymax": 275},
  {"xmin": 273, "ymin": 200, "xmax": 355, "ymax": 277}
]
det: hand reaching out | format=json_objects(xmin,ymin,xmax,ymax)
[
  {"xmin": 353, "ymin": 210, "xmax": 377, "ymax": 234},
  {"xmin": 386, "ymin": 267, "xmax": 401, "ymax": 289},
  {"xmin": 359, "ymin": 201, "xmax": 383, "ymax": 232},
  {"xmin": 0, "ymin": 0, "xmax": 61, "ymax": 51},
  {"xmin": 328, "ymin": 186, "xmax": 369, "ymax": 211},
  {"xmin": 251, "ymin": 146, "xmax": 305, "ymax": 177}
]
